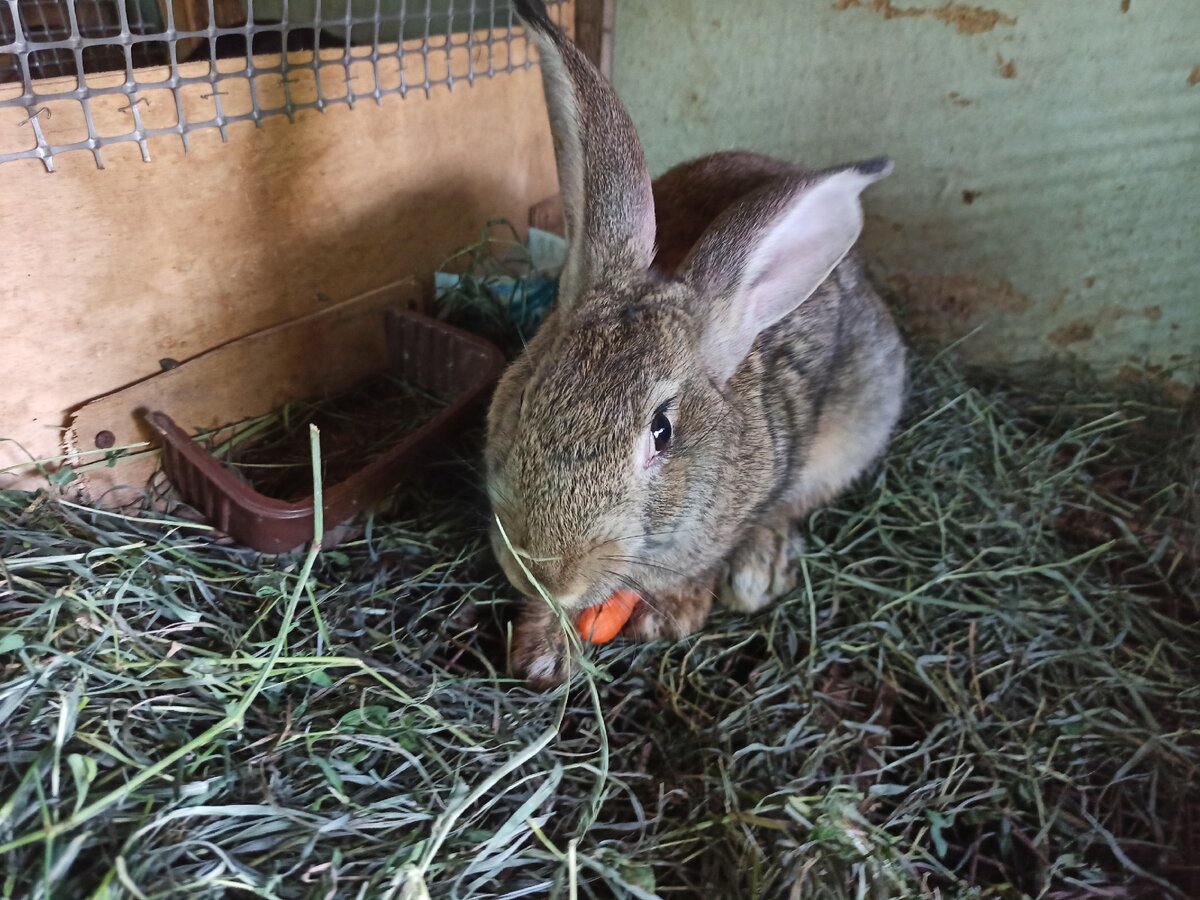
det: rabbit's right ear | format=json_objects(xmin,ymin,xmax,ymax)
[
  {"xmin": 682, "ymin": 159, "xmax": 892, "ymax": 383},
  {"xmin": 515, "ymin": 1, "xmax": 656, "ymax": 309}
]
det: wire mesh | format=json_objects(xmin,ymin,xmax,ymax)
[{"xmin": 0, "ymin": 0, "xmax": 566, "ymax": 171}]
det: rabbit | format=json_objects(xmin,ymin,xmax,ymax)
[{"xmin": 486, "ymin": 0, "xmax": 907, "ymax": 687}]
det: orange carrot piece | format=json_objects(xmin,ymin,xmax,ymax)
[{"xmin": 575, "ymin": 589, "xmax": 641, "ymax": 644}]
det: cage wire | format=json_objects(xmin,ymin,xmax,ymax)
[{"xmin": 0, "ymin": 0, "xmax": 566, "ymax": 171}]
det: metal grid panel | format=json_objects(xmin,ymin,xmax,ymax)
[
  {"xmin": 0, "ymin": 0, "xmax": 565, "ymax": 171},
  {"xmin": 1, "ymin": 1, "xmax": 166, "ymax": 82}
]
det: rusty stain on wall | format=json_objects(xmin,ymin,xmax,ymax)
[
  {"xmin": 879, "ymin": 249, "xmax": 1177, "ymax": 365},
  {"xmin": 1115, "ymin": 364, "xmax": 1193, "ymax": 405},
  {"xmin": 832, "ymin": 0, "xmax": 919, "ymax": 19},
  {"xmin": 997, "ymin": 55, "xmax": 1017, "ymax": 78},
  {"xmin": 933, "ymin": 4, "xmax": 1016, "ymax": 34},
  {"xmin": 1188, "ymin": 65, "xmax": 1200, "ymax": 87},
  {"xmin": 885, "ymin": 273, "xmax": 1032, "ymax": 348},
  {"xmin": 1050, "ymin": 320, "xmax": 1095, "ymax": 346},
  {"xmin": 1045, "ymin": 305, "xmax": 1166, "ymax": 346},
  {"xmin": 618, "ymin": 0, "xmax": 1200, "ymax": 380},
  {"xmin": 832, "ymin": 0, "xmax": 1017, "ymax": 36}
]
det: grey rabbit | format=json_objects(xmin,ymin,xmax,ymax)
[{"xmin": 485, "ymin": 0, "xmax": 907, "ymax": 687}]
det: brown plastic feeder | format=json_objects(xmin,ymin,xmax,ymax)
[{"xmin": 145, "ymin": 308, "xmax": 505, "ymax": 553}]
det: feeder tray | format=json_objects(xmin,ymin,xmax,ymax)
[{"xmin": 145, "ymin": 308, "xmax": 505, "ymax": 553}]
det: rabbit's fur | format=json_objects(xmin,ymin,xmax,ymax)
[{"xmin": 487, "ymin": 1, "xmax": 907, "ymax": 687}]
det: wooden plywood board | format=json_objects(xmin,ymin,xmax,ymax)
[
  {"xmin": 0, "ymin": 20, "xmax": 566, "ymax": 489},
  {"xmin": 574, "ymin": 0, "xmax": 614, "ymax": 80},
  {"xmin": 528, "ymin": 194, "xmax": 565, "ymax": 236},
  {"xmin": 64, "ymin": 278, "xmax": 422, "ymax": 507}
]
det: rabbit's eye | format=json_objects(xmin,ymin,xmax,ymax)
[{"xmin": 651, "ymin": 410, "xmax": 672, "ymax": 453}]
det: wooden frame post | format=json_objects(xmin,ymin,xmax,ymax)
[{"xmin": 573, "ymin": 0, "xmax": 614, "ymax": 81}]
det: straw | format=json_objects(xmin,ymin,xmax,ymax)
[{"xmin": 1, "ymin": 345, "xmax": 1195, "ymax": 897}]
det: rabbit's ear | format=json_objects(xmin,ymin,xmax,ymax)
[
  {"xmin": 683, "ymin": 159, "xmax": 892, "ymax": 383},
  {"xmin": 515, "ymin": 0, "xmax": 656, "ymax": 308}
]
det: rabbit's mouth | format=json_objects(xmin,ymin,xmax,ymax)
[
  {"xmin": 498, "ymin": 540, "xmax": 640, "ymax": 615},
  {"xmin": 516, "ymin": 565, "xmax": 626, "ymax": 614},
  {"xmin": 549, "ymin": 572, "xmax": 636, "ymax": 614},
  {"xmin": 491, "ymin": 507, "xmax": 651, "ymax": 611}
]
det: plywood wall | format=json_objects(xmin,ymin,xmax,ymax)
[
  {"xmin": 0, "ymin": 17, "xmax": 569, "ymax": 488},
  {"xmin": 614, "ymin": 0, "xmax": 1200, "ymax": 385}
]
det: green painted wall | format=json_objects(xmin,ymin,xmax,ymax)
[{"xmin": 613, "ymin": 0, "xmax": 1199, "ymax": 381}]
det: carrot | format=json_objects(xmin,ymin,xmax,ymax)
[{"xmin": 575, "ymin": 589, "xmax": 641, "ymax": 644}]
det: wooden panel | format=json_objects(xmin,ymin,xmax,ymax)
[
  {"xmin": 65, "ymin": 278, "xmax": 420, "ymax": 507},
  {"xmin": 0, "ymin": 23, "xmax": 565, "ymax": 489},
  {"xmin": 574, "ymin": 0, "xmax": 614, "ymax": 79},
  {"xmin": 528, "ymin": 194, "xmax": 565, "ymax": 236}
]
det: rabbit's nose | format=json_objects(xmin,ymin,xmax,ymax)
[
  {"xmin": 520, "ymin": 550, "xmax": 581, "ymax": 600},
  {"xmin": 500, "ymin": 544, "xmax": 554, "ymax": 590},
  {"xmin": 522, "ymin": 555, "xmax": 562, "ymax": 591}
]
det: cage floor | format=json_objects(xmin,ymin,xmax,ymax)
[{"xmin": 1, "ymin": 352, "xmax": 1196, "ymax": 898}]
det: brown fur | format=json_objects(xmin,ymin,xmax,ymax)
[
  {"xmin": 651, "ymin": 152, "xmax": 796, "ymax": 275},
  {"xmin": 495, "ymin": 3, "xmax": 907, "ymax": 687}
]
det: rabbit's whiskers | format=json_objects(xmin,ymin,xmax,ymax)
[
  {"xmin": 588, "ymin": 525, "xmax": 706, "ymax": 553},
  {"xmin": 600, "ymin": 569, "xmax": 688, "ymax": 635},
  {"xmin": 599, "ymin": 554, "xmax": 719, "ymax": 603}
]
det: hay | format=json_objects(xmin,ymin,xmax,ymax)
[
  {"xmin": 1, "ymin": 234, "xmax": 1197, "ymax": 897},
  {"xmin": 209, "ymin": 374, "xmax": 447, "ymax": 502},
  {"xmin": 2, "ymin": 348, "xmax": 1196, "ymax": 899}
]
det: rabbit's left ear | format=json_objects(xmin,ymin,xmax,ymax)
[
  {"xmin": 682, "ymin": 159, "xmax": 892, "ymax": 383},
  {"xmin": 515, "ymin": 0, "xmax": 656, "ymax": 309}
]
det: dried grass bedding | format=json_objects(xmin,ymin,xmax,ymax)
[{"xmin": 1, "ymin": 245, "xmax": 1196, "ymax": 898}]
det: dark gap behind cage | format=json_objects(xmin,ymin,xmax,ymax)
[
  {"xmin": 0, "ymin": 1, "xmax": 523, "ymax": 84},
  {"xmin": 2, "ymin": 0, "xmax": 168, "ymax": 83}
]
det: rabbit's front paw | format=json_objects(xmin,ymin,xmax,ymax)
[
  {"xmin": 719, "ymin": 523, "xmax": 805, "ymax": 613},
  {"xmin": 625, "ymin": 582, "xmax": 714, "ymax": 641},
  {"xmin": 511, "ymin": 602, "xmax": 573, "ymax": 689}
]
